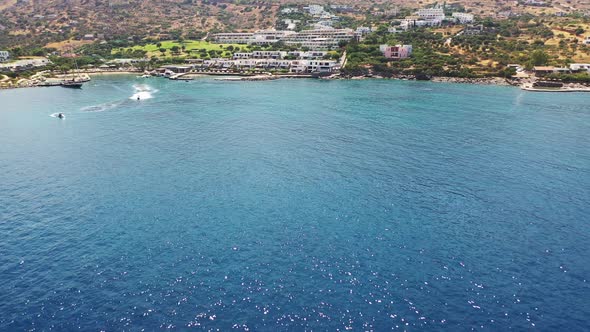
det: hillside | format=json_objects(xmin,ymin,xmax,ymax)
[
  {"xmin": 0, "ymin": 0, "xmax": 279, "ymax": 48},
  {"xmin": 1, "ymin": 0, "xmax": 589, "ymax": 49}
]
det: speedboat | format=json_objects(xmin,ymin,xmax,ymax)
[{"xmin": 57, "ymin": 113, "xmax": 65, "ymax": 119}]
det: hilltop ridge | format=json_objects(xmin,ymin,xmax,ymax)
[{"xmin": 1, "ymin": 0, "xmax": 589, "ymax": 49}]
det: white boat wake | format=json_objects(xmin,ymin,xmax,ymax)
[
  {"xmin": 130, "ymin": 84, "xmax": 157, "ymax": 100},
  {"xmin": 81, "ymin": 100, "xmax": 124, "ymax": 113},
  {"xmin": 81, "ymin": 84, "xmax": 158, "ymax": 112}
]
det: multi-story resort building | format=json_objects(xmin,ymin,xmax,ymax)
[
  {"xmin": 232, "ymin": 52, "xmax": 287, "ymax": 60},
  {"xmin": 250, "ymin": 30, "xmax": 296, "ymax": 45},
  {"xmin": 0, "ymin": 51, "xmax": 10, "ymax": 62},
  {"xmin": 287, "ymin": 51, "xmax": 328, "ymax": 59},
  {"xmin": 400, "ymin": 17, "xmax": 442, "ymax": 30},
  {"xmin": 212, "ymin": 30, "xmax": 295, "ymax": 45},
  {"xmin": 417, "ymin": 8, "xmax": 446, "ymax": 21},
  {"xmin": 211, "ymin": 32, "xmax": 254, "ymax": 44},
  {"xmin": 213, "ymin": 29, "xmax": 354, "ymax": 50},
  {"xmin": 281, "ymin": 29, "xmax": 355, "ymax": 50},
  {"xmin": 380, "ymin": 45, "xmax": 413, "ymax": 60},
  {"xmin": 189, "ymin": 58, "xmax": 339, "ymax": 74},
  {"xmin": 397, "ymin": 7, "xmax": 446, "ymax": 30},
  {"xmin": 251, "ymin": 51, "xmax": 286, "ymax": 59},
  {"xmin": 233, "ymin": 52, "xmax": 254, "ymax": 59}
]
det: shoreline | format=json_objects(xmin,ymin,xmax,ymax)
[
  {"xmin": 85, "ymin": 71, "xmax": 141, "ymax": 76},
  {"xmin": 2, "ymin": 70, "xmax": 589, "ymax": 91},
  {"xmin": 337, "ymin": 75, "xmax": 515, "ymax": 86}
]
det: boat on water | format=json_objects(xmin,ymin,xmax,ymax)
[
  {"xmin": 61, "ymin": 80, "xmax": 85, "ymax": 88},
  {"xmin": 60, "ymin": 56, "xmax": 90, "ymax": 88}
]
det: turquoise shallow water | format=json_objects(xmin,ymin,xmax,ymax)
[{"xmin": 0, "ymin": 76, "xmax": 589, "ymax": 330}]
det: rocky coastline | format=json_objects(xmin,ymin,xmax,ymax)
[
  {"xmin": 429, "ymin": 76, "xmax": 513, "ymax": 86},
  {"xmin": 336, "ymin": 74, "xmax": 515, "ymax": 86}
]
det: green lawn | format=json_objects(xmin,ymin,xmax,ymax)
[{"xmin": 114, "ymin": 40, "xmax": 251, "ymax": 58}]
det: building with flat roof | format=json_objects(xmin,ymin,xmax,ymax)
[
  {"xmin": 417, "ymin": 8, "xmax": 445, "ymax": 20},
  {"xmin": 463, "ymin": 24, "xmax": 485, "ymax": 35},
  {"xmin": 400, "ymin": 17, "xmax": 442, "ymax": 30},
  {"xmin": 287, "ymin": 51, "xmax": 328, "ymax": 59},
  {"xmin": 212, "ymin": 30, "xmax": 295, "ymax": 45},
  {"xmin": 452, "ymin": 12, "xmax": 474, "ymax": 24},
  {"xmin": 0, "ymin": 51, "xmax": 9, "ymax": 62},
  {"xmin": 194, "ymin": 57, "xmax": 339, "ymax": 74},
  {"xmin": 250, "ymin": 30, "xmax": 295, "ymax": 45},
  {"xmin": 213, "ymin": 29, "xmax": 353, "ymax": 50},
  {"xmin": 380, "ymin": 44, "xmax": 413, "ymax": 60},
  {"xmin": 233, "ymin": 52, "xmax": 252, "ymax": 59},
  {"xmin": 570, "ymin": 63, "xmax": 590, "ymax": 72},
  {"xmin": 212, "ymin": 32, "xmax": 255, "ymax": 44},
  {"xmin": 281, "ymin": 29, "xmax": 354, "ymax": 50},
  {"xmin": 0, "ymin": 58, "xmax": 50, "ymax": 72},
  {"xmin": 533, "ymin": 66, "xmax": 555, "ymax": 75},
  {"xmin": 251, "ymin": 51, "xmax": 287, "ymax": 59}
]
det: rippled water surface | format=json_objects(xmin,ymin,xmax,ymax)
[{"xmin": 1, "ymin": 76, "xmax": 589, "ymax": 330}]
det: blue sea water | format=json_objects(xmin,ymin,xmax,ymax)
[{"xmin": 0, "ymin": 76, "xmax": 589, "ymax": 331}]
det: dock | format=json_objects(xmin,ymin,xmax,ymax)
[{"xmin": 521, "ymin": 83, "xmax": 590, "ymax": 93}]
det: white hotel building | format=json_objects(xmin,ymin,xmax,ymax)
[
  {"xmin": 212, "ymin": 30, "xmax": 295, "ymax": 45},
  {"xmin": 417, "ymin": 8, "xmax": 446, "ymax": 21},
  {"xmin": 281, "ymin": 29, "xmax": 355, "ymax": 50},
  {"xmin": 211, "ymin": 32, "xmax": 254, "ymax": 44},
  {"xmin": 213, "ymin": 29, "xmax": 354, "ymax": 50},
  {"xmin": 197, "ymin": 58, "xmax": 339, "ymax": 74}
]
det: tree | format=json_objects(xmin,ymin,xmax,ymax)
[{"xmin": 529, "ymin": 50, "xmax": 549, "ymax": 66}]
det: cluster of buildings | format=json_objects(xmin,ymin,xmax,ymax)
[
  {"xmin": 281, "ymin": 4, "xmax": 345, "ymax": 30},
  {"xmin": 0, "ymin": 58, "xmax": 50, "ymax": 72},
  {"xmin": 533, "ymin": 64, "xmax": 590, "ymax": 76},
  {"xmin": 212, "ymin": 28, "xmax": 355, "ymax": 50},
  {"xmin": 522, "ymin": 0, "xmax": 549, "ymax": 7},
  {"xmin": 379, "ymin": 45, "xmax": 413, "ymax": 60},
  {"xmin": 231, "ymin": 50, "xmax": 329, "ymax": 60},
  {"xmin": 212, "ymin": 30, "xmax": 294, "ymax": 45},
  {"xmin": 0, "ymin": 51, "xmax": 10, "ymax": 62},
  {"xmin": 160, "ymin": 58, "xmax": 340, "ymax": 75},
  {"xmin": 154, "ymin": 46, "xmax": 341, "ymax": 75},
  {"xmin": 463, "ymin": 24, "xmax": 487, "ymax": 35},
  {"xmin": 372, "ymin": 8, "xmax": 400, "ymax": 17},
  {"xmin": 398, "ymin": 7, "xmax": 474, "ymax": 30}
]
